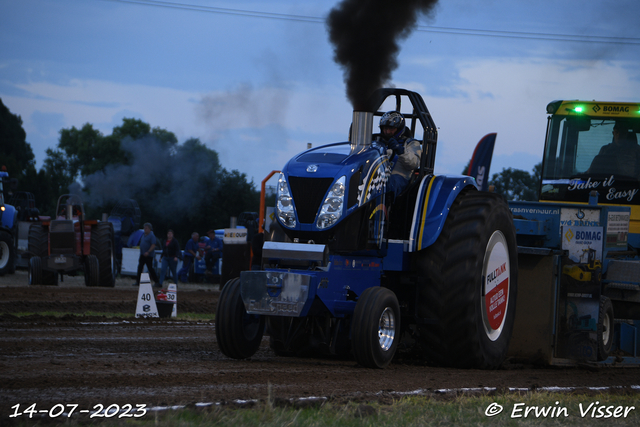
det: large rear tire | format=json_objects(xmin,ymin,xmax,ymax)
[
  {"xmin": 416, "ymin": 190, "xmax": 518, "ymax": 369},
  {"xmin": 216, "ymin": 278, "xmax": 265, "ymax": 359},
  {"xmin": 91, "ymin": 222, "xmax": 116, "ymax": 287},
  {"xmin": 29, "ymin": 256, "xmax": 43, "ymax": 285},
  {"xmin": 352, "ymin": 287, "xmax": 401, "ymax": 369},
  {"xmin": 0, "ymin": 231, "xmax": 15, "ymax": 276},
  {"xmin": 28, "ymin": 224, "xmax": 58, "ymax": 286},
  {"xmin": 84, "ymin": 254, "xmax": 99, "ymax": 287}
]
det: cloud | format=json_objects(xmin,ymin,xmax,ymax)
[
  {"xmin": 2, "ymin": 79, "xmax": 209, "ymax": 167},
  {"xmin": 406, "ymin": 55, "xmax": 640, "ymax": 175},
  {"xmin": 8, "ymin": 80, "xmax": 191, "ymax": 130},
  {"xmin": 5, "ymin": 52, "xmax": 638, "ymax": 186}
]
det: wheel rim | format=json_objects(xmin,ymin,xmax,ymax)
[
  {"xmin": 0, "ymin": 241, "xmax": 9, "ymax": 268},
  {"xmin": 378, "ymin": 307, "xmax": 396, "ymax": 351},
  {"xmin": 481, "ymin": 230, "xmax": 510, "ymax": 342},
  {"xmin": 602, "ymin": 310, "xmax": 612, "ymax": 347}
]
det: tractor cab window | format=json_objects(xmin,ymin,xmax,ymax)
[{"xmin": 541, "ymin": 115, "xmax": 640, "ymax": 204}]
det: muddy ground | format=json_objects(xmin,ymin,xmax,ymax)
[{"xmin": 1, "ymin": 270, "xmax": 639, "ymax": 422}]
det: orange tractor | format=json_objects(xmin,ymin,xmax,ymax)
[{"xmin": 28, "ymin": 194, "xmax": 116, "ymax": 287}]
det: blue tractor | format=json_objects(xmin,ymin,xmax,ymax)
[
  {"xmin": 0, "ymin": 167, "xmax": 18, "ymax": 276},
  {"xmin": 1, "ymin": 168, "xmax": 47, "ymax": 275},
  {"xmin": 216, "ymin": 89, "xmax": 519, "ymax": 368}
]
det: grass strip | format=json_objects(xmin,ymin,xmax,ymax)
[{"xmin": 8, "ymin": 391, "xmax": 638, "ymax": 427}]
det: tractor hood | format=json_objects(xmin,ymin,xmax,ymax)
[
  {"xmin": 277, "ymin": 112, "xmax": 389, "ymax": 235},
  {"xmin": 288, "ymin": 143, "xmax": 352, "ymax": 177},
  {"xmin": 287, "ymin": 111, "xmax": 376, "ymax": 178}
]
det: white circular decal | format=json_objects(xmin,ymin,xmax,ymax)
[{"xmin": 483, "ymin": 231, "xmax": 510, "ymax": 340}]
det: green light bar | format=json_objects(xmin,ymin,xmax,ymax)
[{"xmin": 574, "ymin": 106, "xmax": 584, "ymax": 113}]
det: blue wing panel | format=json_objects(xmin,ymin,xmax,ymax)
[{"xmin": 409, "ymin": 175, "xmax": 478, "ymax": 252}]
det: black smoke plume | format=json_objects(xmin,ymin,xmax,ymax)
[{"xmin": 327, "ymin": 0, "xmax": 439, "ymax": 110}]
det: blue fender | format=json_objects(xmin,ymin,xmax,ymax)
[
  {"xmin": 408, "ymin": 175, "xmax": 479, "ymax": 252},
  {"xmin": 0, "ymin": 204, "xmax": 16, "ymax": 231}
]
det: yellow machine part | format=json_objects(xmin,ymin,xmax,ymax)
[
  {"xmin": 562, "ymin": 265, "xmax": 591, "ymax": 282},
  {"xmin": 549, "ymin": 100, "xmax": 640, "ymax": 118},
  {"xmin": 630, "ymin": 205, "xmax": 640, "ymax": 236}
]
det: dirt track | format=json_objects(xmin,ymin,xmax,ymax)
[{"xmin": 1, "ymin": 270, "xmax": 640, "ymax": 421}]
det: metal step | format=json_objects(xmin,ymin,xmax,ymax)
[{"xmin": 605, "ymin": 260, "xmax": 640, "ymax": 291}]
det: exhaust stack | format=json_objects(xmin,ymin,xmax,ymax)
[{"xmin": 350, "ymin": 111, "xmax": 373, "ymax": 155}]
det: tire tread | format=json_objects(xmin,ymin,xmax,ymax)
[{"xmin": 417, "ymin": 190, "xmax": 518, "ymax": 369}]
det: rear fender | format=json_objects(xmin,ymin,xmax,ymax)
[{"xmin": 409, "ymin": 175, "xmax": 478, "ymax": 252}]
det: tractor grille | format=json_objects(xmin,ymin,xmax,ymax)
[
  {"xmin": 49, "ymin": 220, "xmax": 76, "ymax": 254},
  {"xmin": 288, "ymin": 177, "xmax": 334, "ymax": 224}
]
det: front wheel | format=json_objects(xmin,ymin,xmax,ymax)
[
  {"xmin": 597, "ymin": 296, "xmax": 614, "ymax": 361},
  {"xmin": 28, "ymin": 224, "xmax": 57, "ymax": 285},
  {"xmin": 352, "ymin": 287, "xmax": 401, "ymax": 368},
  {"xmin": 417, "ymin": 190, "xmax": 518, "ymax": 369},
  {"xmin": 216, "ymin": 278, "xmax": 265, "ymax": 359},
  {"xmin": 91, "ymin": 222, "xmax": 116, "ymax": 287}
]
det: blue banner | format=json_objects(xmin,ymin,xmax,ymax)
[{"xmin": 468, "ymin": 133, "xmax": 497, "ymax": 191}]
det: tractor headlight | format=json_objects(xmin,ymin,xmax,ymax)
[
  {"xmin": 276, "ymin": 173, "xmax": 296, "ymax": 228},
  {"xmin": 316, "ymin": 176, "xmax": 346, "ymax": 229}
]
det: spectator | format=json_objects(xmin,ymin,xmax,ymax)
[
  {"xmin": 179, "ymin": 232, "xmax": 200, "ymax": 282},
  {"xmin": 204, "ymin": 229, "xmax": 223, "ymax": 277},
  {"xmin": 136, "ymin": 222, "xmax": 160, "ymax": 287},
  {"xmin": 159, "ymin": 229, "xmax": 181, "ymax": 288}
]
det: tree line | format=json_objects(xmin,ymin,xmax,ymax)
[
  {"xmin": 3, "ymin": 97, "xmax": 543, "ymax": 246},
  {"xmin": 1, "ymin": 98, "xmax": 263, "ymax": 245}
]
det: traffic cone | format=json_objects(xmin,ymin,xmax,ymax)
[
  {"xmin": 135, "ymin": 273, "xmax": 159, "ymax": 318},
  {"xmin": 167, "ymin": 283, "xmax": 177, "ymax": 318}
]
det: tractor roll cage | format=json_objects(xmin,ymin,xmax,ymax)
[{"xmin": 367, "ymin": 88, "xmax": 438, "ymax": 177}]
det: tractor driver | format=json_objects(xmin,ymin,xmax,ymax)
[
  {"xmin": 377, "ymin": 111, "xmax": 421, "ymax": 195},
  {"xmin": 588, "ymin": 122, "xmax": 640, "ymax": 178}
]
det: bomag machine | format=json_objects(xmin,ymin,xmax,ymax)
[
  {"xmin": 216, "ymin": 88, "xmax": 519, "ymax": 369},
  {"xmin": 28, "ymin": 194, "xmax": 116, "ymax": 287},
  {"xmin": 508, "ymin": 100, "xmax": 640, "ymax": 365}
]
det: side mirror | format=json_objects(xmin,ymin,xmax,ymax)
[{"xmin": 569, "ymin": 116, "xmax": 591, "ymax": 132}]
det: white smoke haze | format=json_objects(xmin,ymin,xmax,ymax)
[
  {"xmin": 198, "ymin": 83, "xmax": 291, "ymax": 130},
  {"xmin": 81, "ymin": 135, "xmax": 220, "ymax": 221},
  {"xmin": 197, "ymin": 83, "xmax": 299, "ymax": 182}
]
